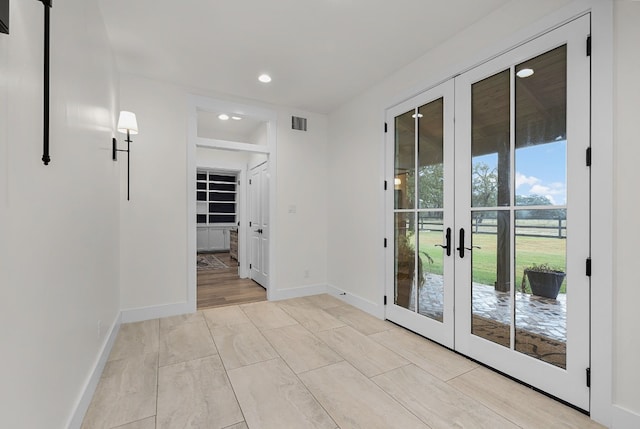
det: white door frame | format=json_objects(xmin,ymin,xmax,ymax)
[
  {"xmin": 187, "ymin": 95, "xmax": 278, "ymax": 308},
  {"xmin": 382, "ymin": 1, "xmax": 613, "ymax": 425}
]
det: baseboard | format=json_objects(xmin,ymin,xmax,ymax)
[
  {"xmin": 327, "ymin": 284, "xmax": 384, "ymax": 319},
  {"xmin": 120, "ymin": 301, "xmax": 195, "ymax": 323},
  {"xmin": 613, "ymin": 404, "xmax": 640, "ymax": 428},
  {"xmin": 268, "ymin": 283, "xmax": 328, "ymax": 301},
  {"xmin": 65, "ymin": 313, "xmax": 121, "ymax": 429}
]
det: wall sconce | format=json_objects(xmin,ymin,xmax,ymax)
[{"xmin": 113, "ymin": 111, "xmax": 139, "ymax": 201}]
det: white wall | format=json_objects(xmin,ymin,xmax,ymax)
[
  {"xmin": 327, "ymin": 0, "xmax": 572, "ymax": 308},
  {"xmin": 197, "ymin": 146, "xmax": 251, "ymax": 166},
  {"xmin": 249, "ymin": 121, "xmax": 268, "ymax": 146},
  {"xmin": 0, "ymin": 1, "xmax": 120, "ymax": 427},
  {"xmin": 613, "ymin": 0, "xmax": 640, "ymax": 420},
  {"xmin": 119, "ymin": 74, "xmax": 328, "ymax": 314},
  {"xmin": 327, "ymin": 0, "xmax": 640, "ymax": 424}
]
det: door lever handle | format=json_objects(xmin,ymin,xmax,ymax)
[
  {"xmin": 465, "ymin": 245, "xmax": 481, "ymax": 251},
  {"xmin": 435, "ymin": 227, "xmax": 452, "ymax": 256},
  {"xmin": 457, "ymin": 228, "xmax": 465, "ymax": 258}
]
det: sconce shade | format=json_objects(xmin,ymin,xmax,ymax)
[{"xmin": 117, "ymin": 111, "xmax": 139, "ymax": 135}]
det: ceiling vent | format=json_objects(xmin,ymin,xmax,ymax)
[{"xmin": 292, "ymin": 116, "xmax": 307, "ymax": 131}]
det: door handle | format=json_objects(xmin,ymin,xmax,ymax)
[
  {"xmin": 457, "ymin": 228, "xmax": 465, "ymax": 258},
  {"xmin": 254, "ymin": 228, "xmax": 263, "ymax": 234},
  {"xmin": 435, "ymin": 227, "xmax": 451, "ymax": 256}
]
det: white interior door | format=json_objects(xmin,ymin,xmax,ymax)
[
  {"xmin": 386, "ymin": 15, "xmax": 591, "ymax": 410},
  {"xmin": 249, "ymin": 162, "xmax": 269, "ymax": 287}
]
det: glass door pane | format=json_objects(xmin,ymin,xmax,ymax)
[
  {"xmin": 395, "ymin": 110, "xmax": 415, "ymax": 210},
  {"xmin": 514, "ymin": 45, "xmax": 568, "ymax": 368},
  {"xmin": 394, "ymin": 212, "xmax": 415, "ymax": 309},
  {"xmin": 470, "ymin": 70, "xmax": 512, "ymax": 346}
]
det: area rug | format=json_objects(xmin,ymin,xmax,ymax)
[
  {"xmin": 197, "ymin": 253, "xmax": 228, "ymax": 270},
  {"xmin": 472, "ymin": 314, "xmax": 566, "ymax": 369}
]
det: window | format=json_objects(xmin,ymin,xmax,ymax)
[{"xmin": 196, "ymin": 170, "xmax": 237, "ymax": 225}]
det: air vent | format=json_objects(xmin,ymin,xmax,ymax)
[{"xmin": 292, "ymin": 116, "xmax": 307, "ymax": 131}]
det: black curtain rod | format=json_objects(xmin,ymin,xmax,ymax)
[{"xmin": 40, "ymin": 0, "xmax": 52, "ymax": 165}]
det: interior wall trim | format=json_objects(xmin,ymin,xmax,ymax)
[{"xmin": 65, "ymin": 313, "xmax": 121, "ymax": 429}]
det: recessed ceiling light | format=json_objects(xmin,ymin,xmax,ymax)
[
  {"xmin": 231, "ymin": 116, "xmax": 242, "ymax": 121},
  {"xmin": 412, "ymin": 113, "xmax": 424, "ymax": 119},
  {"xmin": 218, "ymin": 114, "xmax": 229, "ymax": 120},
  {"xmin": 516, "ymin": 68, "xmax": 534, "ymax": 78},
  {"xmin": 258, "ymin": 74, "xmax": 272, "ymax": 83}
]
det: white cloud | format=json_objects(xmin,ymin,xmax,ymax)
[
  {"xmin": 529, "ymin": 183, "xmax": 566, "ymax": 205},
  {"xmin": 515, "ymin": 172, "xmax": 540, "ymax": 189},
  {"xmin": 516, "ymin": 172, "xmax": 566, "ymax": 205}
]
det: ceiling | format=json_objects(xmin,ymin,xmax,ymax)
[{"xmin": 98, "ymin": 0, "xmax": 510, "ymax": 114}]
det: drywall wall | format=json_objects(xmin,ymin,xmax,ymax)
[
  {"xmin": 196, "ymin": 146, "xmax": 251, "ymax": 166},
  {"xmin": 613, "ymin": 0, "xmax": 640, "ymax": 420},
  {"xmin": 119, "ymin": 74, "xmax": 328, "ymax": 313},
  {"xmin": 326, "ymin": 0, "xmax": 572, "ymax": 307},
  {"xmin": 327, "ymin": 0, "xmax": 639, "ymax": 423},
  {"xmin": 0, "ymin": 0, "xmax": 120, "ymax": 427}
]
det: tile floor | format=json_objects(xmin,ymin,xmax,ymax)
[{"xmin": 81, "ymin": 294, "xmax": 602, "ymax": 429}]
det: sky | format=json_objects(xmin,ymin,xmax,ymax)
[{"xmin": 473, "ymin": 140, "xmax": 567, "ymax": 205}]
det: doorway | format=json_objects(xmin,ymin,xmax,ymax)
[
  {"xmin": 195, "ymin": 165, "xmax": 266, "ymax": 308},
  {"xmin": 385, "ymin": 16, "xmax": 590, "ymax": 410},
  {"xmin": 187, "ymin": 96, "xmax": 277, "ymax": 309}
]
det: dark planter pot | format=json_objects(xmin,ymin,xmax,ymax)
[{"xmin": 525, "ymin": 270, "xmax": 566, "ymax": 299}]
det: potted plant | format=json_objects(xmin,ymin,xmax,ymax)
[{"xmin": 520, "ymin": 263, "xmax": 566, "ymax": 299}]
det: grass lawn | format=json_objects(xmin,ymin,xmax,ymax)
[{"xmin": 417, "ymin": 230, "xmax": 567, "ymax": 293}]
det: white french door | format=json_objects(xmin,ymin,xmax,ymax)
[
  {"xmin": 385, "ymin": 80, "xmax": 456, "ymax": 347},
  {"xmin": 385, "ymin": 15, "xmax": 591, "ymax": 410}
]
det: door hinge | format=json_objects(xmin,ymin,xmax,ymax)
[
  {"xmin": 384, "ymin": 295, "xmax": 387, "ymax": 305},
  {"xmin": 237, "ymin": 180, "xmax": 240, "ymax": 185},
  {"xmin": 384, "ymin": 122, "xmax": 388, "ymax": 133},
  {"xmin": 384, "ymin": 180, "xmax": 388, "ymax": 190},
  {"xmin": 586, "ymin": 258, "xmax": 592, "ymax": 277},
  {"xmin": 249, "ymin": 179, "xmax": 252, "ymax": 185},
  {"xmin": 586, "ymin": 368, "xmax": 591, "ymax": 387},
  {"xmin": 249, "ymin": 264, "xmax": 252, "ymax": 269},
  {"xmin": 586, "ymin": 147, "xmax": 592, "ymax": 167},
  {"xmin": 586, "ymin": 35, "xmax": 591, "ymax": 57},
  {"xmin": 237, "ymin": 221, "xmax": 240, "ymax": 226},
  {"xmin": 384, "ymin": 238, "xmax": 388, "ymax": 248},
  {"xmin": 249, "ymin": 221, "xmax": 252, "ymax": 227}
]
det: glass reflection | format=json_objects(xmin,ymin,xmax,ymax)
[
  {"xmin": 471, "ymin": 210, "xmax": 511, "ymax": 348},
  {"xmin": 417, "ymin": 211, "xmax": 444, "ymax": 322},
  {"xmin": 418, "ymin": 98, "xmax": 444, "ymax": 209},
  {"xmin": 472, "ymin": 70, "xmax": 510, "ymax": 207},
  {"xmin": 395, "ymin": 212, "xmax": 416, "ymax": 309},
  {"xmin": 395, "ymin": 110, "xmax": 415, "ymax": 210}
]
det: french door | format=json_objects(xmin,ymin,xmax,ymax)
[{"xmin": 385, "ymin": 15, "xmax": 591, "ymax": 410}]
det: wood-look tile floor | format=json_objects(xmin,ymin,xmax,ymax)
[
  {"xmin": 197, "ymin": 252, "xmax": 266, "ymax": 310},
  {"xmin": 81, "ymin": 295, "xmax": 604, "ymax": 429}
]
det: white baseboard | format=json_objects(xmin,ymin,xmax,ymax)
[
  {"xmin": 327, "ymin": 284, "xmax": 384, "ymax": 319},
  {"xmin": 120, "ymin": 301, "xmax": 195, "ymax": 323},
  {"xmin": 66, "ymin": 313, "xmax": 121, "ymax": 429},
  {"xmin": 268, "ymin": 283, "xmax": 328, "ymax": 301},
  {"xmin": 613, "ymin": 405, "xmax": 640, "ymax": 429}
]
